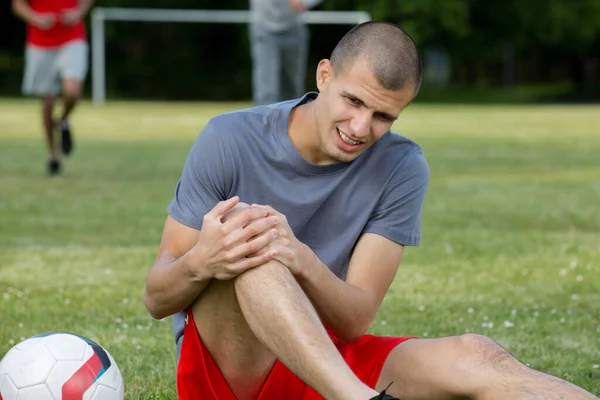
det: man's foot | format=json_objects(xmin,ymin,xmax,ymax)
[
  {"xmin": 369, "ymin": 395, "xmax": 399, "ymax": 400},
  {"xmin": 48, "ymin": 159, "xmax": 61, "ymax": 176},
  {"xmin": 59, "ymin": 119, "xmax": 74, "ymax": 156}
]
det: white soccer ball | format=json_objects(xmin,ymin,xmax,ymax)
[{"xmin": 0, "ymin": 332, "xmax": 124, "ymax": 400}]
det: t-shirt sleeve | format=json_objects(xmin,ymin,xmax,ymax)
[
  {"xmin": 167, "ymin": 119, "xmax": 233, "ymax": 230},
  {"xmin": 362, "ymin": 149, "xmax": 430, "ymax": 247}
]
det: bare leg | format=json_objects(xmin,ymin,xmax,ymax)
[
  {"xmin": 376, "ymin": 333, "xmax": 599, "ymax": 400},
  {"xmin": 193, "ymin": 260, "xmax": 378, "ymax": 400},
  {"xmin": 60, "ymin": 78, "xmax": 83, "ymax": 121},
  {"xmin": 41, "ymin": 95, "xmax": 58, "ymax": 160}
]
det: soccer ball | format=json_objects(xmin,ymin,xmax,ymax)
[{"xmin": 0, "ymin": 332, "xmax": 124, "ymax": 400}]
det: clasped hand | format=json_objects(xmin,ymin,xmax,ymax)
[
  {"xmin": 189, "ymin": 197, "xmax": 309, "ymax": 281},
  {"xmin": 33, "ymin": 8, "xmax": 82, "ymax": 30},
  {"xmin": 248, "ymin": 203, "xmax": 310, "ymax": 277}
]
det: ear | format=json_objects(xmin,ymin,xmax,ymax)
[{"xmin": 316, "ymin": 59, "xmax": 333, "ymax": 92}]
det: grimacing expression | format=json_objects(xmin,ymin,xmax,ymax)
[{"xmin": 315, "ymin": 59, "xmax": 415, "ymax": 163}]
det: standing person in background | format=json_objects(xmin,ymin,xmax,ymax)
[
  {"xmin": 12, "ymin": 0, "xmax": 93, "ymax": 176},
  {"xmin": 250, "ymin": 0, "xmax": 321, "ymax": 105}
]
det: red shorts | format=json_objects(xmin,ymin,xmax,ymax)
[{"xmin": 177, "ymin": 309, "xmax": 416, "ymax": 400}]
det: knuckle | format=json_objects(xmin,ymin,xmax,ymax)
[
  {"xmin": 223, "ymin": 251, "xmax": 236, "ymax": 262},
  {"xmin": 243, "ymin": 209, "xmax": 258, "ymax": 221},
  {"xmin": 255, "ymin": 208, "xmax": 268, "ymax": 218},
  {"xmin": 224, "ymin": 263, "xmax": 237, "ymax": 273},
  {"xmin": 220, "ymin": 236, "xmax": 231, "ymax": 249},
  {"xmin": 244, "ymin": 241, "xmax": 261, "ymax": 254},
  {"xmin": 245, "ymin": 223, "xmax": 262, "ymax": 237}
]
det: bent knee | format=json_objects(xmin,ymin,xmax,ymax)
[
  {"xmin": 452, "ymin": 333, "xmax": 523, "ymax": 386},
  {"xmin": 233, "ymin": 259, "xmax": 292, "ymax": 291},
  {"xmin": 458, "ymin": 333, "xmax": 515, "ymax": 365},
  {"xmin": 458, "ymin": 333, "xmax": 496, "ymax": 354}
]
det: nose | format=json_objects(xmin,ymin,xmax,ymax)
[{"xmin": 349, "ymin": 111, "xmax": 371, "ymax": 139}]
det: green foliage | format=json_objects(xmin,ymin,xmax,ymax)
[
  {"xmin": 515, "ymin": 0, "xmax": 600, "ymax": 49},
  {"xmin": 2, "ymin": 0, "xmax": 599, "ymax": 99}
]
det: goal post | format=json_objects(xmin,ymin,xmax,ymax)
[{"xmin": 90, "ymin": 7, "xmax": 372, "ymax": 104}]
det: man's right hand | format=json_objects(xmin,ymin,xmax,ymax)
[
  {"xmin": 32, "ymin": 12, "xmax": 56, "ymax": 30},
  {"xmin": 189, "ymin": 197, "xmax": 280, "ymax": 280}
]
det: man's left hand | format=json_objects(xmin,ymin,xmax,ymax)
[
  {"xmin": 250, "ymin": 204, "xmax": 312, "ymax": 277},
  {"xmin": 60, "ymin": 8, "xmax": 82, "ymax": 26}
]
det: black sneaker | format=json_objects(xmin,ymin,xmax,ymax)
[
  {"xmin": 48, "ymin": 159, "xmax": 61, "ymax": 176},
  {"xmin": 369, "ymin": 382, "xmax": 400, "ymax": 400},
  {"xmin": 370, "ymin": 394, "xmax": 399, "ymax": 400},
  {"xmin": 59, "ymin": 119, "xmax": 74, "ymax": 156}
]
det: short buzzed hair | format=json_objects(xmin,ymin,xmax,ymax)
[{"xmin": 330, "ymin": 21, "xmax": 423, "ymax": 96}]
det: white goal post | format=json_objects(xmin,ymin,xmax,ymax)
[{"xmin": 90, "ymin": 7, "xmax": 372, "ymax": 104}]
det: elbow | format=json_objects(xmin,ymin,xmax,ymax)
[
  {"xmin": 340, "ymin": 301, "xmax": 379, "ymax": 343},
  {"xmin": 338, "ymin": 317, "xmax": 373, "ymax": 344},
  {"xmin": 143, "ymin": 287, "xmax": 168, "ymax": 320}
]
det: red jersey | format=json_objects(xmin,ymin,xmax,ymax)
[{"xmin": 26, "ymin": 0, "xmax": 86, "ymax": 47}]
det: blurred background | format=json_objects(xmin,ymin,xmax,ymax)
[{"xmin": 2, "ymin": 0, "xmax": 600, "ymax": 103}]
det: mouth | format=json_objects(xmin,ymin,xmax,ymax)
[{"xmin": 337, "ymin": 128, "xmax": 363, "ymax": 146}]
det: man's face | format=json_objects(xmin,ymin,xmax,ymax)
[{"xmin": 314, "ymin": 59, "xmax": 415, "ymax": 163}]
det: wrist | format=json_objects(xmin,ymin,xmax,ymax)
[
  {"xmin": 183, "ymin": 246, "xmax": 212, "ymax": 282},
  {"xmin": 296, "ymin": 243, "xmax": 319, "ymax": 282}
]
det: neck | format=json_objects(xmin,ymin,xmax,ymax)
[{"xmin": 288, "ymin": 100, "xmax": 328, "ymax": 164}]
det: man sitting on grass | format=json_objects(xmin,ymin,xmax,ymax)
[{"xmin": 143, "ymin": 21, "xmax": 599, "ymax": 400}]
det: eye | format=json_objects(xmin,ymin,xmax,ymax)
[
  {"xmin": 374, "ymin": 112, "xmax": 395, "ymax": 123},
  {"xmin": 346, "ymin": 96, "xmax": 360, "ymax": 107}
]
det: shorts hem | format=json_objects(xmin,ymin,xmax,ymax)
[
  {"xmin": 21, "ymin": 89, "xmax": 61, "ymax": 97},
  {"xmin": 366, "ymin": 336, "xmax": 419, "ymax": 388}
]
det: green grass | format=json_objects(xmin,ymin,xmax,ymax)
[{"xmin": 1, "ymin": 98, "xmax": 599, "ymax": 398}]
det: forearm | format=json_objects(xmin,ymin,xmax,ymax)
[
  {"xmin": 12, "ymin": 0, "xmax": 36, "ymax": 25},
  {"xmin": 143, "ymin": 249, "xmax": 211, "ymax": 320},
  {"xmin": 297, "ymin": 253, "xmax": 378, "ymax": 343}
]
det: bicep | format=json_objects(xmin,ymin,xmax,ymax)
[
  {"xmin": 345, "ymin": 233, "xmax": 404, "ymax": 307},
  {"xmin": 155, "ymin": 215, "xmax": 201, "ymax": 264}
]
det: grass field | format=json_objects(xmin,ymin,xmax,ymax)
[{"xmin": 0, "ymin": 98, "xmax": 599, "ymax": 398}]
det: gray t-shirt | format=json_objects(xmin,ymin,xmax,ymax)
[{"xmin": 167, "ymin": 92, "xmax": 429, "ymax": 351}]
